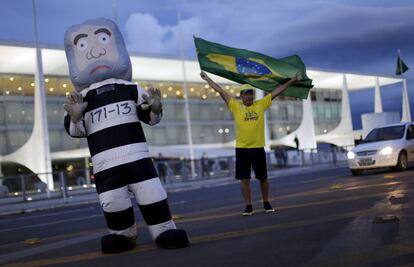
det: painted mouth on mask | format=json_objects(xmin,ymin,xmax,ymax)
[{"xmin": 90, "ymin": 65, "xmax": 111, "ymax": 74}]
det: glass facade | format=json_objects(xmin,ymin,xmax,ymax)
[
  {"xmin": 268, "ymin": 95, "xmax": 303, "ymax": 140},
  {"xmin": 310, "ymin": 89, "xmax": 342, "ymax": 135},
  {"xmin": 1, "ymin": 74, "xmax": 35, "ymax": 154},
  {"xmin": 0, "ymin": 73, "xmax": 343, "ymax": 156}
]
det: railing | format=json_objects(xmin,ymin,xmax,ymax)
[
  {"xmin": 0, "ymin": 171, "xmax": 96, "ymax": 204},
  {"xmin": 132, "ymin": 148, "xmax": 348, "ymax": 182},
  {"xmin": 0, "ymin": 148, "xmax": 347, "ymax": 203}
]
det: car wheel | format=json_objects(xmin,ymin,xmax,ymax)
[
  {"xmin": 392, "ymin": 151, "xmax": 408, "ymax": 171},
  {"xmin": 351, "ymin": 169, "xmax": 363, "ymax": 176}
]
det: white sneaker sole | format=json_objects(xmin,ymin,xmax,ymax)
[{"xmin": 242, "ymin": 211, "xmax": 254, "ymax": 216}]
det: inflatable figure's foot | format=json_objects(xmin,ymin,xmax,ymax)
[
  {"xmin": 101, "ymin": 234, "xmax": 136, "ymax": 254},
  {"xmin": 155, "ymin": 229, "xmax": 189, "ymax": 249}
]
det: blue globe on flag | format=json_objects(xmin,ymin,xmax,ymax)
[{"xmin": 236, "ymin": 57, "xmax": 272, "ymax": 75}]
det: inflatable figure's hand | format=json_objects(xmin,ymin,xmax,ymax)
[
  {"xmin": 142, "ymin": 87, "xmax": 162, "ymax": 115},
  {"xmin": 63, "ymin": 91, "xmax": 88, "ymax": 123}
]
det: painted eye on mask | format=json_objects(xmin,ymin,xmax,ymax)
[
  {"xmin": 76, "ymin": 39, "xmax": 88, "ymax": 51},
  {"xmin": 97, "ymin": 32, "xmax": 110, "ymax": 44}
]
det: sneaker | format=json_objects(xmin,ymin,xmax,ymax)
[
  {"xmin": 263, "ymin": 202, "xmax": 275, "ymax": 213},
  {"xmin": 242, "ymin": 205, "xmax": 254, "ymax": 216}
]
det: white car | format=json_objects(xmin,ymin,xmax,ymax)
[{"xmin": 347, "ymin": 122, "xmax": 414, "ymax": 176}]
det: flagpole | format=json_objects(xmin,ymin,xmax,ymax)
[
  {"xmin": 398, "ymin": 49, "xmax": 411, "ymax": 122},
  {"xmin": 112, "ymin": 0, "xmax": 118, "ymax": 24},
  {"xmin": 32, "ymin": 0, "xmax": 53, "ymax": 192},
  {"xmin": 177, "ymin": 11, "xmax": 196, "ymax": 179}
]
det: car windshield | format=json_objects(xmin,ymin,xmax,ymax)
[{"xmin": 364, "ymin": 125, "xmax": 405, "ymax": 142}]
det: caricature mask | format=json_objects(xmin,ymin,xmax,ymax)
[{"xmin": 64, "ymin": 18, "xmax": 132, "ymax": 91}]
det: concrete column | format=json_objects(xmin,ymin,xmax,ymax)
[
  {"xmin": 2, "ymin": 52, "xmax": 53, "ymax": 190},
  {"xmin": 340, "ymin": 74, "xmax": 353, "ymax": 132},
  {"xmin": 269, "ymin": 94, "xmax": 316, "ymax": 150},
  {"xmin": 315, "ymin": 74, "xmax": 354, "ymax": 147},
  {"xmin": 401, "ymin": 79, "xmax": 412, "ymax": 122},
  {"xmin": 84, "ymin": 157, "xmax": 91, "ymax": 186},
  {"xmin": 374, "ymin": 77, "xmax": 383, "ymax": 113},
  {"xmin": 300, "ymin": 98, "xmax": 317, "ymax": 150}
]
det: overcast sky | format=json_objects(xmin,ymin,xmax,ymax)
[{"xmin": 0, "ymin": 0, "xmax": 413, "ymax": 129}]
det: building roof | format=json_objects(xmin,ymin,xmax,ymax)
[{"xmin": 0, "ymin": 43, "xmax": 403, "ymax": 90}]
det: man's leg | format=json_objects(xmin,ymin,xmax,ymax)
[
  {"xmin": 236, "ymin": 148, "xmax": 254, "ymax": 216},
  {"xmin": 253, "ymin": 148, "xmax": 275, "ymax": 213},
  {"xmin": 240, "ymin": 179, "xmax": 254, "ymax": 216},
  {"xmin": 259, "ymin": 179, "xmax": 270, "ymax": 202},
  {"xmin": 259, "ymin": 179, "xmax": 275, "ymax": 212},
  {"xmin": 240, "ymin": 179, "xmax": 252, "ymax": 205}
]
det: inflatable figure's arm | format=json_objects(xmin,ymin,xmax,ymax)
[
  {"xmin": 63, "ymin": 91, "xmax": 88, "ymax": 137},
  {"xmin": 136, "ymin": 86, "xmax": 162, "ymax": 126},
  {"xmin": 64, "ymin": 115, "xmax": 87, "ymax": 137}
]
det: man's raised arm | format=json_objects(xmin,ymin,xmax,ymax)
[
  {"xmin": 270, "ymin": 73, "xmax": 300, "ymax": 100},
  {"xmin": 200, "ymin": 71, "xmax": 232, "ymax": 105}
]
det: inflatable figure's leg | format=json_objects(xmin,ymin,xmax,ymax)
[
  {"xmin": 99, "ymin": 185, "xmax": 136, "ymax": 254},
  {"xmin": 129, "ymin": 177, "xmax": 189, "ymax": 248}
]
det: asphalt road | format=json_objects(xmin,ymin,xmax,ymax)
[{"xmin": 0, "ymin": 166, "xmax": 413, "ymax": 267}]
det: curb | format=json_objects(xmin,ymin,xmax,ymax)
[{"xmin": 0, "ymin": 199, "xmax": 101, "ymax": 217}]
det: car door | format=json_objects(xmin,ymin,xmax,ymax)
[{"xmin": 405, "ymin": 124, "xmax": 414, "ymax": 162}]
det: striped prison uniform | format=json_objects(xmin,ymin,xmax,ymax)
[{"xmin": 64, "ymin": 78, "xmax": 176, "ymax": 240}]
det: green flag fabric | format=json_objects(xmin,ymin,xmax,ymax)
[
  {"xmin": 194, "ymin": 37, "xmax": 313, "ymax": 99},
  {"xmin": 396, "ymin": 55, "xmax": 409, "ymax": 75}
]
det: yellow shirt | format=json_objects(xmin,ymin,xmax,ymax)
[{"xmin": 228, "ymin": 94, "xmax": 272, "ymax": 148}]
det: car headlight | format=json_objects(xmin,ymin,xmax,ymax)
[
  {"xmin": 379, "ymin": 146, "xmax": 393, "ymax": 155},
  {"xmin": 347, "ymin": 151, "xmax": 355, "ymax": 159}
]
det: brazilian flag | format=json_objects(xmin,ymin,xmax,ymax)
[{"xmin": 194, "ymin": 37, "xmax": 313, "ymax": 99}]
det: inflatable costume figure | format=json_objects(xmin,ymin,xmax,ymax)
[{"xmin": 63, "ymin": 18, "xmax": 189, "ymax": 254}]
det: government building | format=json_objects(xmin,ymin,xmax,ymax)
[{"xmin": 0, "ymin": 42, "xmax": 408, "ymax": 189}]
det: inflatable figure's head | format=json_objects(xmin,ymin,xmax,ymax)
[{"xmin": 64, "ymin": 18, "xmax": 132, "ymax": 91}]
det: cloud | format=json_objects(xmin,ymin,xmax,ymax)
[
  {"xmin": 125, "ymin": 13, "xmax": 170, "ymax": 54},
  {"xmin": 122, "ymin": 0, "xmax": 414, "ymax": 128},
  {"xmin": 125, "ymin": 12, "xmax": 202, "ymax": 56},
  {"xmin": 123, "ymin": 0, "xmax": 414, "ymax": 72},
  {"xmin": 124, "ymin": 0, "xmax": 307, "ymax": 57}
]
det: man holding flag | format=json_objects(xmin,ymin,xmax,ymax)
[
  {"xmin": 200, "ymin": 71, "xmax": 299, "ymax": 216},
  {"xmin": 196, "ymin": 37, "xmax": 310, "ymax": 216}
]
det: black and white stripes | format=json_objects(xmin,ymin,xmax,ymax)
[{"xmin": 63, "ymin": 79, "xmax": 175, "ymax": 240}]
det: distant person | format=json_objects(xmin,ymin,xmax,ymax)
[
  {"xmin": 201, "ymin": 152, "xmax": 210, "ymax": 178},
  {"xmin": 274, "ymin": 148, "xmax": 282, "ymax": 167},
  {"xmin": 294, "ymin": 136, "xmax": 299, "ymax": 150},
  {"xmin": 76, "ymin": 176, "xmax": 86, "ymax": 186},
  {"xmin": 180, "ymin": 161, "xmax": 190, "ymax": 180},
  {"xmin": 274, "ymin": 148, "xmax": 287, "ymax": 167},
  {"xmin": 201, "ymin": 71, "xmax": 299, "ymax": 216},
  {"xmin": 0, "ymin": 185, "xmax": 9, "ymax": 198},
  {"xmin": 355, "ymin": 135, "xmax": 363, "ymax": 145},
  {"xmin": 281, "ymin": 148, "xmax": 287, "ymax": 167},
  {"xmin": 155, "ymin": 153, "xmax": 167, "ymax": 183}
]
